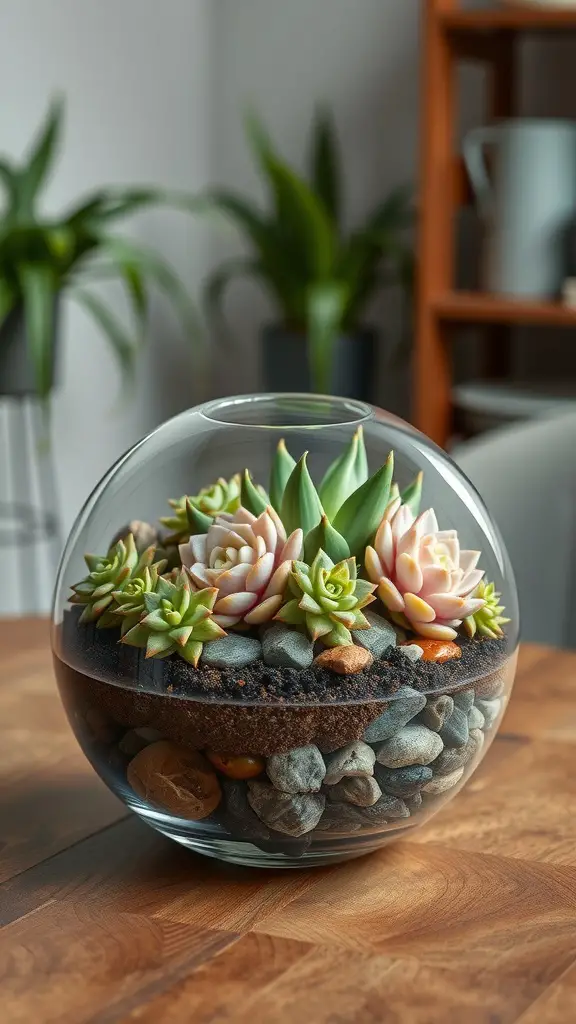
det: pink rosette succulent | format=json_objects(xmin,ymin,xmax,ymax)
[
  {"xmin": 365, "ymin": 503, "xmax": 486, "ymax": 640},
  {"xmin": 180, "ymin": 506, "xmax": 302, "ymax": 627}
]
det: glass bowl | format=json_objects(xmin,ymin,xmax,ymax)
[{"xmin": 51, "ymin": 394, "xmax": 519, "ymax": 868}]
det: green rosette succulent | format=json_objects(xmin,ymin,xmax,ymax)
[
  {"xmin": 121, "ymin": 570, "xmax": 225, "ymax": 665},
  {"xmin": 463, "ymin": 580, "xmax": 509, "ymax": 640},
  {"xmin": 70, "ymin": 535, "xmax": 157, "ymax": 626},
  {"xmin": 276, "ymin": 549, "xmax": 376, "ymax": 647},
  {"xmin": 160, "ymin": 474, "xmax": 241, "ymax": 543},
  {"xmin": 111, "ymin": 561, "xmax": 167, "ymax": 635}
]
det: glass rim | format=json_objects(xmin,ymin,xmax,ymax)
[{"xmin": 199, "ymin": 393, "xmax": 373, "ymax": 429}]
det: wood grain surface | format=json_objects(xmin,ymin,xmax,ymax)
[{"xmin": 1, "ymin": 620, "xmax": 576, "ymax": 1023}]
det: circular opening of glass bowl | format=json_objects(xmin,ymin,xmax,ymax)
[{"xmin": 200, "ymin": 393, "xmax": 372, "ymax": 429}]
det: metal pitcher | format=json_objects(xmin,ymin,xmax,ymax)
[{"xmin": 463, "ymin": 119, "xmax": 576, "ymax": 297}]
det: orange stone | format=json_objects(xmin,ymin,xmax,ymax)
[
  {"xmin": 127, "ymin": 741, "xmax": 221, "ymax": 819},
  {"xmin": 206, "ymin": 751, "xmax": 265, "ymax": 780},
  {"xmin": 314, "ymin": 645, "xmax": 374, "ymax": 675},
  {"xmin": 404, "ymin": 639, "xmax": 462, "ymax": 663}
]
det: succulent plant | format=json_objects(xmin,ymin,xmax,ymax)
[
  {"xmin": 160, "ymin": 475, "xmax": 241, "ymax": 543},
  {"xmin": 319, "ymin": 426, "xmax": 368, "ymax": 519},
  {"xmin": 463, "ymin": 580, "xmax": 509, "ymax": 640},
  {"xmin": 365, "ymin": 505, "xmax": 486, "ymax": 641},
  {"xmin": 111, "ymin": 561, "xmax": 167, "ymax": 635},
  {"xmin": 276, "ymin": 549, "xmax": 376, "ymax": 647},
  {"xmin": 69, "ymin": 535, "xmax": 158, "ymax": 625},
  {"xmin": 121, "ymin": 571, "xmax": 225, "ymax": 665},
  {"xmin": 180, "ymin": 506, "xmax": 303, "ymax": 627}
]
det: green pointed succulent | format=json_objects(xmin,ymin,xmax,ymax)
[
  {"xmin": 281, "ymin": 452, "xmax": 324, "ymax": 537},
  {"xmin": 111, "ymin": 560, "xmax": 167, "ymax": 635},
  {"xmin": 70, "ymin": 535, "xmax": 157, "ymax": 626},
  {"xmin": 333, "ymin": 451, "xmax": 394, "ymax": 558},
  {"xmin": 270, "ymin": 438, "xmax": 296, "ymax": 512},
  {"xmin": 160, "ymin": 474, "xmax": 241, "ymax": 543},
  {"xmin": 303, "ymin": 514, "xmax": 350, "ymax": 563},
  {"xmin": 400, "ymin": 471, "xmax": 423, "ymax": 516},
  {"xmin": 276, "ymin": 549, "xmax": 376, "ymax": 647},
  {"xmin": 121, "ymin": 571, "xmax": 225, "ymax": 665},
  {"xmin": 240, "ymin": 469, "xmax": 270, "ymax": 516},
  {"xmin": 319, "ymin": 426, "xmax": 368, "ymax": 520},
  {"xmin": 463, "ymin": 580, "xmax": 510, "ymax": 640}
]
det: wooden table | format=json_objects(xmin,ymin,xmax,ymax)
[{"xmin": 2, "ymin": 621, "xmax": 576, "ymax": 1023}]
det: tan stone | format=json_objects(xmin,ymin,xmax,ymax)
[
  {"xmin": 314, "ymin": 645, "xmax": 374, "ymax": 675},
  {"xmin": 127, "ymin": 740, "xmax": 221, "ymax": 819},
  {"xmin": 404, "ymin": 639, "xmax": 462, "ymax": 663}
]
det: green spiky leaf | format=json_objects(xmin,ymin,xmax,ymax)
[
  {"xmin": 333, "ymin": 451, "xmax": 394, "ymax": 557},
  {"xmin": 400, "ymin": 471, "xmax": 423, "ymax": 516},
  {"xmin": 241, "ymin": 470, "xmax": 269, "ymax": 516},
  {"xmin": 353, "ymin": 425, "xmax": 368, "ymax": 487},
  {"xmin": 269, "ymin": 438, "xmax": 297, "ymax": 512},
  {"xmin": 186, "ymin": 498, "xmax": 213, "ymax": 535},
  {"xmin": 303, "ymin": 514, "xmax": 350, "ymax": 563},
  {"xmin": 319, "ymin": 430, "xmax": 360, "ymax": 520},
  {"xmin": 280, "ymin": 453, "xmax": 324, "ymax": 536}
]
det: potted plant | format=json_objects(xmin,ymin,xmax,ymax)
[
  {"xmin": 0, "ymin": 99, "xmax": 200, "ymax": 401},
  {"xmin": 52, "ymin": 393, "xmax": 518, "ymax": 868},
  {"xmin": 202, "ymin": 111, "xmax": 413, "ymax": 399}
]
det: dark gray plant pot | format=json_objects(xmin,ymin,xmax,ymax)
[
  {"xmin": 261, "ymin": 324, "xmax": 377, "ymax": 401},
  {"xmin": 0, "ymin": 302, "xmax": 60, "ymax": 397}
]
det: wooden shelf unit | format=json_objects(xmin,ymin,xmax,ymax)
[{"xmin": 415, "ymin": 0, "xmax": 576, "ymax": 447}]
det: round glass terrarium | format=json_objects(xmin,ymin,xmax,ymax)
[{"xmin": 52, "ymin": 394, "xmax": 519, "ymax": 868}]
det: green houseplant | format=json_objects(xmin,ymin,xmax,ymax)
[
  {"xmin": 0, "ymin": 99, "xmax": 199, "ymax": 401},
  {"xmin": 203, "ymin": 110, "xmax": 413, "ymax": 397}
]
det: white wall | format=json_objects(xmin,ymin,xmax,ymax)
[{"xmin": 0, "ymin": 0, "xmax": 213, "ymax": 612}]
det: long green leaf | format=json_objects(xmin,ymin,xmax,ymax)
[
  {"xmin": 0, "ymin": 159, "xmax": 19, "ymax": 214},
  {"xmin": 354, "ymin": 425, "xmax": 368, "ymax": 486},
  {"xmin": 18, "ymin": 98, "xmax": 64, "ymax": 217},
  {"xmin": 19, "ymin": 264, "xmax": 56, "ymax": 399},
  {"xmin": 73, "ymin": 288, "xmax": 136, "ymax": 384},
  {"xmin": 0, "ymin": 279, "xmax": 16, "ymax": 331},
  {"xmin": 400, "ymin": 471, "xmax": 423, "ymax": 515},
  {"xmin": 333, "ymin": 452, "xmax": 394, "ymax": 558},
  {"xmin": 303, "ymin": 515, "xmax": 350, "ymax": 563},
  {"xmin": 319, "ymin": 430, "xmax": 359, "ymax": 520},
  {"xmin": 280, "ymin": 453, "xmax": 324, "ymax": 537},
  {"xmin": 307, "ymin": 280, "xmax": 348, "ymax": 393},
  {"xmin": 310, "ymin": 108, "xmax": 340, "ymax": 223},
  {"xmin": 269, "ymin": 438, "xmax": 296, "ymax": 512},
  {"xmin": 241, "ymin": 470, "xmax": 269, "ymax": 516}
]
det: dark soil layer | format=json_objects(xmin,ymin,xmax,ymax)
[{"xmin": 54, "ymin": 609, "xmax": 513, "ymax": 756}]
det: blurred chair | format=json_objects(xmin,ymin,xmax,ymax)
[{"xmin": 454, "ymin": 412, "xmax": 576, "ymax": 649}]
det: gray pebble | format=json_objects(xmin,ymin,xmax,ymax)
[
  {"xmin": 376, "ymin": 724, "xmax": 443, "ymax": 768},
  {"xmin": 475, "ymin": 698, "xmax": 502, "ymax": 730},
  {"xmin": 418, "ymin": 694, "xmax": 454, "ymax": 732},
  {"xmin": 475, "ymin": 673, "xmax": 505, "ymax": 699},
  {"xmin": 248, "ymin": 780, "xmax": 325, "ymax": 837},
  {"xmin": 363, "ymin": 686, "xmax": 427, "ymax": 743},
  {"xmin": 201, "ymin": 634, "xmax": 261, "ymax": 669},
  {"xmin": 360, "ymin": 793, "xmax": 410, "ymax": 824},
  {"xmin": 439, "ymin": 706, "xmax": 469, "ymax": 748},
  {"xmin": 354, "ymin": 611, "xmax": 397, "ymax": 659},
  {"xmin": 432, "ymin": 733, "xmax": 478, "ymax": 776},
  {"xmin": 324, "ymin": 741, "xmax": 376, "ymax": 784},
  {"xmin": 405, "ymin": 792, "xmax": 423, "ymax": 812},
  {"xmin": 375, "ymin": 763, "xmax": 433, "ymax": 797},
  {"xmin": 453, "ymin": 689, "xmax": 475, "ymax": 713},
  {"xmin": 326, "ymin": 775, "xmax": 382, "ymax": 807},
  {"xmin": 468, "ymin": 705, "xmax": 485, "ymax": 730},
  {"xmin": 469, "ymin": 728, "xmax": 485, "ymax": 756},
  {"xmin": 261, "ymin": 623, "xmax": 314, "ymax": 669},
  {"xmin": 314, "ymin": 803, "xmax": 364, "ymax": 832},
  {"xmin": 267, "ymin": 745, "xmax": 326, "ymax": 794},
  {"xmin": 399, "ymin": 644, "xmax": 424, "ymax": 663},
  {"xmin": 423, "ymin": 767, "xmax": 464, "ymax": 794},
  {"xmin": 220, "ymin": 778, "xmax": 271, "ymax": 840}
]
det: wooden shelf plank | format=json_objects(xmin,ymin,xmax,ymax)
[
  {"xmin": 441, "ymin": 6, "xmax": 576, "ymax": 34},
  {"xmin": 434, "ymin": 292, "xmax": 576, "ymax": 326}
]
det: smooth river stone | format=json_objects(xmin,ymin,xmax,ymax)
[
  {"xmin": 326, "ymin": 775, "xmax": 382, "ymax": 807},
  {"xmin": 418, "ymin": 694, "xmax": 454, "ymax": 732},
  {"xmin": 261, "ymin": 623, "xmax": 314, "ymax": 669},
  {"xmin": 266, "ymin": 745, "xmax": 326, "ymax": 794},
  {"xmin": 248, "ymin": 780, "xmax": 325, "ymax": 837},
  {"xmin": 375, "ymin": 763, "xmax": 433, "ymax": 797},
  {"xmin": 363, "ymin": 687, "xmax": 427, "ymax": 743},
  {"xmin": 376, "ymin": 724, "xmax": 443, "ymax": 768},
  {"xmin": 475, "ymin": 698, "xmax": 502, "ymax": 730},
  {"xmin": 323, "ymin": 741, "xmax": 376, "ymax": 785},
  {"xmin": 354, "ymin": 611, "xmax": 397, "ymax": 659},
  {"xmin": 468, "ymin": 705, "xmax": 485, "ymax": 730},
  {"xmin": 398, "ymin": 644, "xmax": 424, "ymax": 663},
  {"xmin": 423, "ymin": 767, "xmax": 464, "ymax": 794},
  {"xmin": 439, "ymin": 706, "xmax": 469, "ymax": 749},
  {"xmin": 453, "ymin": 689, "xmax": 475, "ymax": 713},
  {"xmin": 360, "ymin": 793, "xmax": 410, "ymax": 824},
  {"xmin": 220, "ymin": 778, "xmax": 271, "ymax": 840},
  {"xmin": 201, "ymin": 634, "xmax": 262, "ymax": 669},
  {"xmin": 432, "ymin": 732, "xmax": 479, "ymax": 777},
  {"xmin": 314, "ymin": 803, "xmax": 364, "ymax": 832}
]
